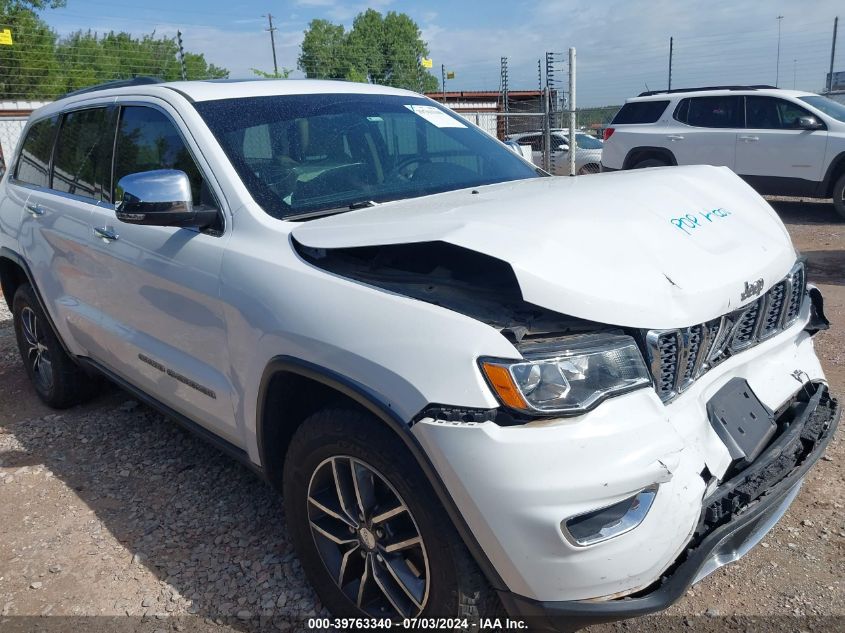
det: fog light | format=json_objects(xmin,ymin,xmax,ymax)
[{"xmin": 562, "ymin": 486, "xmax": 657, "ymax": 547}]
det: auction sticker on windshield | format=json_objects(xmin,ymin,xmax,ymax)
[{"xmin": 405, "ymin": 104, "xmax": 466, "ymax": 128}]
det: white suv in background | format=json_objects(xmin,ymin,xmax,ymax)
[
  {"xmin": 601, "ymin": 86, "xmax": 845, "ymax": 218},
  {"xmin": 0, "ymin": 78, "xmax": 839, "ymax": 631}
]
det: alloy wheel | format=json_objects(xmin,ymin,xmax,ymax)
[
  {"xmin": 21, "ymin": 306, "xmax": 53, "ymax": 392},
  {"xmin": 306, "ymin": 455, "xmax": 430, "ymax": 618}
]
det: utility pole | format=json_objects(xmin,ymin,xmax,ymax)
[
  {"xmin": 829, "ymin": 17, "xmax": 839, "ymax": 92},
  {"xmin": 793, "ymin": 58, "xmax": 797, "ymax": 89},
  {"xmin": 264, "ymin": 13, "xmax": 279, "ymax": 77},
  {"xmin": 176, "ymin": 30, "xmax": 186, "ymax": 81},
  {"xmin": 775, "ymin": 15, "xmax": 784, "ymax": 87},
  {"xmin": 568, "ymin": 47, "xmax": 576, "ymax": 177},
  {"xmin": 538, "ymin": 59, "xmax": 542, "ymax": 92},
  {"xmin": 441, "ymin": 63, "xmax": 446, "ymax": 97},
  {"xmin": 500, "ymin": 57, "xmax": 509, "ymax": 137},
  {"xmin": 668, "ymin": 36, "xmax": 673, "ymax": 90}
]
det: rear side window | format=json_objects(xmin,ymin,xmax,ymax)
[
  {"xmin": 114, "ymin": 106, "xmax": 209, "ymax": 206},
  {"xmin": 52, "ymin": 108, "xmax": 114, "ymax": 201},
  {"xmin": 611, "ymin": 100, "xmax": 669, "ymax": 124},
  {"xmin": 15, "ymin": 116, "xmax": 59, "ymax": 188},
  {"xmin": 676, "ymin": 96, "xmax": 743, "ymax": 128}
]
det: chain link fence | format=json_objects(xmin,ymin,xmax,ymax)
[{"xmin": 452, "ymin": 104, "xmax": 619, "ymax": 176}]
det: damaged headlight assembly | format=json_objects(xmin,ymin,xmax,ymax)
[{"xmin": 480, "ymin": 334, "xmax": 651, "ymax": 415}]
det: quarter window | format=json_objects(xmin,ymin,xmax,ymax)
[
  {"xmin": 52, "ymin": 108, "xmax": 113, "ymax": 201},
  {"xmin": 745, "ymin": 96, "xmax": 816, "ymax": 129},
  {"xmin": 114, "ymin": 106, "xmax": 211, "ymax": 207},
  {"xmin": 611, "ymin": 100, "xmax": 669, "ymax": 124},
  {"xmin": 15, "ymin": 116, "xmax": 59, "ymax": 188}
]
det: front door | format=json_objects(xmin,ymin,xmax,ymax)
[
  {"xmin": 735, "ymin": 96, "xmax": 828, "ymax": 191},
  {"xmin": 86, "ymin": 103, "xmax": 238, "ymax": 445}
]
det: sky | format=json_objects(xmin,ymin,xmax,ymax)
[{"xmin": 34, "ymin": 0, "xmax": 845, "ymax": 107}]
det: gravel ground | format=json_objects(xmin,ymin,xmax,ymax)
[{"xmin": 0, "ymin": 197, "xmax": 843, "ymax": 632}]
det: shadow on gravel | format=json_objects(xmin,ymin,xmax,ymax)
[
  {"xmin": 0, "ymin": 360, "xmax": 320, "ymax": 631},
  {"xmin": 767, "ymin": 199, "xmax": 843, "ymax": 225},
  {"xmin": 803, "ymin": 250, "xmax": 845, "ymax": 287}
]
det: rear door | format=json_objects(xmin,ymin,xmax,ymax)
[
  {"xmin": 670, "ymin": 95, "xmax": 742, "ymax": 168},
  {"xmin": 735, "ymin": 95, "xmax": 828, "ymax": 190},
  {"xmin": 14, "ymin": 106, "xmax": 115, "ymax": 356},
  {"xmin": 86, "ymin": 101, "xmax": 238, "ymax": 444}
]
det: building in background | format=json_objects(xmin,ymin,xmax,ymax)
[{"xmin": 425, "ymin": 90, "xmax": 557, "ymax": 138}]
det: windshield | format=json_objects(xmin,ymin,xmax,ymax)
[
  {"xmin": 195, "ymin": 93, "xmax": 541, "ymax": 218},
  {"xmin": 799, "ymin": 95, "xmax": 845, "ymax": 122}
]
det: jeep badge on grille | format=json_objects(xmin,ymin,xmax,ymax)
[{"xmin": 741, "ymin": 279, "xmax": 764, "ymax": 301}]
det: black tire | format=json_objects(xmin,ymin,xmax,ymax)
[
  {"xmin": 833, "ymin": 172, "xmax": 845, "ymax": 221},
  {"xmin": 631, "ymin": 157, "xmax": 668, "ymax": 169},
  {"xmin": 283, "ymin": 406, "xmax": 502, "ymax": 626},
  {"xmin": 12, "ymin": 284, "xmax": 98, "ymax": 408}
]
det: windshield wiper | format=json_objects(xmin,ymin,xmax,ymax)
[{"xmin": 286, "ymin": 200, "xmax": 378, "ymax": 221}]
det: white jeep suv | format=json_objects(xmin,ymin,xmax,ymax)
[
  {"xmin": 0, "ymin": 78, "xmax": 838, "ymax": 630},
  {"xmin": 601, "ymin": 85, "xmax": 845, "ymax": 218}
]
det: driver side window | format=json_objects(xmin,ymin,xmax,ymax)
[{"xmin": 114, "ymin": 106, "xmax": 214, "ymax": 208}]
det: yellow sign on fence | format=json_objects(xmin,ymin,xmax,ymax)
[{"xmin": 0, "ymin": 29, "xmax": 13, "ymax": 46}]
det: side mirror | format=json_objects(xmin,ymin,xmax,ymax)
[
  {"xmin": 795, "ymin": 116, "xmax": 824, "ymax": 130},
  {"xmin": 115, "ymin": 170, "xmax": 216, "ymax": 228},
  {"xmin": 557, "ymin": 144, "xmax": 569, "ymax": 151}
]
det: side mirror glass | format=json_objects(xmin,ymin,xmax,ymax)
[
  {"xmin": 115, "ymin": 170, "xmax": 216, "ymax": 228},
  {"xmin": 795, "ymin": 116, "xmax": 824, "ymax": 130}
]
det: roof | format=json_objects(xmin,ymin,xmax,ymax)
[
  {"xmin": 30, "ymin": 79, "xmax": 421, "ymax": 119},
  {"xmin": 628, "ymin": 87, "xmax": 819, "ymax": 102}
]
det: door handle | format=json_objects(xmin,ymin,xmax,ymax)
[
  {"xmin": 739, "ymin": 135, "xmax": 760, "ymax": 142},
  {"xmin": 93, "ymin": 226, "xmax": 119, "ymax": 242},
  {"xmin": 666, "ymin": 134, "xmax": 684, "ymax": 141},
  {"xmin": 25, "ymin": 203, "xmax": 46, "ymax": 217}
]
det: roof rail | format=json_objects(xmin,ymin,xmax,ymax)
[
  {"xmin": 637, "ymin": 85, "xmax": 777, "ymax": 97},
  {"xmin": 60, "ymin": 77, "xmax": 165, "ymax": 99}
]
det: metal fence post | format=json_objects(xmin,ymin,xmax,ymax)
[
  {"xmin": 543, "ymin": 87, "xmax": 552, "ymax": 173},
  {"xmin": 568, "ymin": 47, "xmax": 577, "ymax": 177}
]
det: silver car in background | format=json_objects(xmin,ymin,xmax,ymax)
[{"xmin": 508, "ymin": 129, "xmax": 603, "ymax": 175}]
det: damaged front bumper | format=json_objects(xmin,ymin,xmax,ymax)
[
  {"xmin": 497, "ymin": 385, "xmax": 839, "ymax": 631},
  {"xmin": 413, "ymin": 320, "xmax": 828, "ymax": 601}
]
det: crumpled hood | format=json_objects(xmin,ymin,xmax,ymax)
[{"xmin": 291, "ymin": 165, "xmax": 797, "ymax": 329}]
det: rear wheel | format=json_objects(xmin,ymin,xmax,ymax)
[
  {"xmin": 283, "ymin": 406, "xmax": 501, "ymax": 625},
  {"xmin": 631, "ymin": 157, "xmax": 668, "ymax": 169},
  {"xmin": 833, "ymin": 172, "xmax": 845, "ymax": 220},
  {"xmin": 12, "ymin": 284, "xmax": 98, "ymax": 408}
]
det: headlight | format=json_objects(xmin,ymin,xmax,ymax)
[{"xmin": 480, "ymin": 333, "xmax": 651, "ymax": 415}]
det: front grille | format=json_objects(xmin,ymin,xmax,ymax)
[{"xmin": 645, "ymin": 262, "xmax": 806, "ymax": 403}]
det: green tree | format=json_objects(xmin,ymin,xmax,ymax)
[
  {"xmin": 298, "ymin": 10, "xmax": 437, "ymax": 92},
  {"xmin": 0, "ymin": 1, "xmax": 66, "ymax": 11},
  {"xmin": 298, "ymin": 18, "xmax": 348, "ymax": 80},
  {"xmin": 0, "ymin": 6, "xmax": 63, "ymax": 99},
  {"xmin": 1, "ymin": 2, "xmax": 228, "ymax": 99}
]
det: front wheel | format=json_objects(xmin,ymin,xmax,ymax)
[
  {"xmin": 832, "ymin": 172, "xmax": 845, "ymax": 220},
  {"xmin": 283, "ymin": 407, "xmax": 500, "ymax": 624}
]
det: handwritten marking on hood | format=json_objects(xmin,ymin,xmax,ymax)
[{"xmin": 671, "ymin": 207, "xmax": 732, "ymax": 236}]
